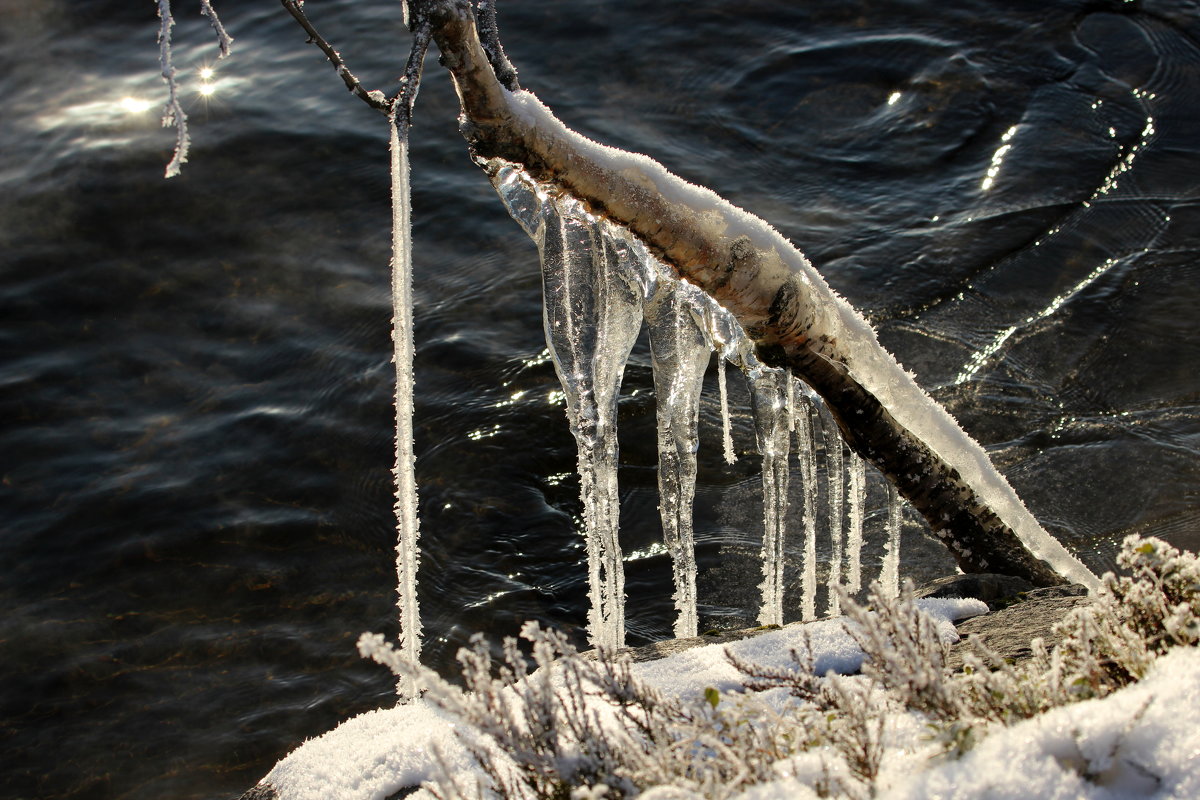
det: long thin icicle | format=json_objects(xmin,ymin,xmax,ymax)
[
  {"xmin": 750, "ymin": 368, "xmax": 790, "ymax": 626},
  {"xmin": 793, "ymin": 387, "xmax": 819, "ymax": 621},
  {"xmin": 717, "ymin": 357, "xmax": 736, "ymax": 465},
  {"xmin": 389, "ymin": 113, "xmax": 421, "ymax": 699},
  {"xmin": 845, "ymin": 450, "xmax": 866, "ymax": 596},
  {"xmin": 646, "ymin": 285, "xmax": 711, "ymax": 639},
  {"xmin": 881, "ymin": 482, "xmax": 903, "ymax": 597},
  {"xmin": 825, "ymin": 423, "xmax": 845, "ymax": 617}
]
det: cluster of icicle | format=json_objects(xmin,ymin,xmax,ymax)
[{"xmin": 491, "ymin": 164, "xmax": 904, "ymax": 649}]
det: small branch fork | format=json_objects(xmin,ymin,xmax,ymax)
[
  {"xmin": 279, "ymin": 0, "xmax": 519, "ymax": 128},
  {"xmin": 278, "ymin": 0, "xmax": 430, "ymax": 127}
]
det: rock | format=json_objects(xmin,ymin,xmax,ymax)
[
  {"xmin": 946, "ymin": 592, "xmax": 1093, "ymax": 670},
  {"xmin": 916, "ymin": 573, "xmax": 1035, "ymax": 610},
  {"xmin": 912, "ymin": 573, "xmax": 1093, "ymax": 669},
  {"xmin": 238, "ymin": 780, "xmax": 417, "ymax": 800}
]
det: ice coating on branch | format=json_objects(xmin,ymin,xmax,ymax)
[
  {"xmin": 749, "ymin": 368, "xmax": 791, "ymax": 627},
  {"xmin": 499, "ymin": 87, "xmax": 1099, "ymax": 591},
  {"xmin": 645, "ymin": 284, "xmax": 711, "ymax": 639},
  {"xmin": 389, "ymin": 119, "xmax": 421, "ymax": 698}
]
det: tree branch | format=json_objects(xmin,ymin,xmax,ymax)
[{"xmin": 420, "ymin": 0, "xmax": 1096, "ymax": 589}]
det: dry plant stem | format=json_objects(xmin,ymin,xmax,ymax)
[{"xmin": 423, "ymin": 0, "xmax": 1065, "ymax": 586}]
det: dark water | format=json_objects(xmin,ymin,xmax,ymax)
[{"xmin": 2, "ymin": 0, "xmax": 1198, "ymax": 798}]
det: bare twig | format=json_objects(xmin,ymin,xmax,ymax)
[
  {"xmin": 279, "ymin": 0, "xmax": 392, "ymax": 112},
  {"xmin": 200, "ymin": 0, "xmax": 234, "ymax": 58},
  {"xmin": 472, "ymin": 0, "xmax": 519, "ymax": 91},
  {"xmin": 156, "ymin": 0, "xmax": 189, "ymax": 178},
  {"xmin": 279, "ymin": 0, "xmax": 431, "ymax": 128},
  {"xmin": 396, "ymin": 21, "xmax": 432, "ymax": 129}
]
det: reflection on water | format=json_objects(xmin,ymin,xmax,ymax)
[{"xmin": 2, "ymin": 1, "xmax": 1199, "ymax": 799}]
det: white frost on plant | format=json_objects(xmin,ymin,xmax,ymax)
[
  {"xmin": 878, "ymin": 647, "xmax": 1200, "ymax": 800},
  {"xmin": 258, "ymin": 599, "xmax": 985, "ymax": 800},
  {"xmin": 258, "ymin": 536, "xmax": 1200, "ymax": 799},
  {"xmin": 156, "ymin": 0, "xmax": 189, "ymax": 178},
  {"xmin": 199, "ymin": 0, "xmax": 234, "ymax": 58}
]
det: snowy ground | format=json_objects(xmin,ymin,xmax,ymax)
[{"xmin": 253, "ymin": 598, "xmax": 1200, "ymax": 800}]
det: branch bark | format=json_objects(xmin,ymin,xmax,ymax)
[{"xmin": 420, "ymin": 0, "xmax": 1091, "ymax": 589}]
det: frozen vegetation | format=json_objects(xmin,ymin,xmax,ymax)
[{"xmin": 259, "ymin": 535, "xmax": 1200, "ymax": 800}]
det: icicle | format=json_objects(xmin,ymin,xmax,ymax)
[
  {"xmin": 825, "ymin": 423, "xmax": 845, "ymax": 617},
  {"xmin": 717, "ymin": 357, "xmax": 736, "ymax": 465},
  {"xmin": 646, "ymin": 284, "xmax": 711, "ymax": 639},
  {"xmin": 786, "ymin": 368, "xmax": 796, "ymax": 432},
  {"xmin": 492, "ymin": 166, "xmax": 641, "ymax": 650},
  {"xmin": 881, "ymin": 482, "xmax": 903, "ymax": 597},
  {"xmin": 389, "ymin": 112, "xmax": 421, "ymax": 699},
  {"xmin": 749, "ymin": 368, "xmax": 790, "ymax": 626},
  {"xmin": 695, "ymin": 299, "xmax": 746, "ymax": 468},
  {"xmin": 845, "ymin": 451, "xmax": 866, "ymax": 597},
  {"xmin": 793, "ymin": 387, "xmax": 819, "ymax": 621}
]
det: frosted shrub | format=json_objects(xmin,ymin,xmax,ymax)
[
  {"xmin": 357, "ymin": 535, "xmax": 1196, "ymax": 799},
  {"xmin": 833, "ymin": 536, "xmax": 1200, "ymax": 751},
  {"xmin": 1024, "ymin": 534, "xmax": 1199, "ymax": 703},
  {"xmin": 1107, "ymin": 534, "xmax": 1200, "ymax": 652},
  {"xmin": 838, "ymin": 580, "xmax": 960, "ymax": 723},
  {"xmin": 359, "ymin": 622, "xmax": 796, "ymax": 799}
]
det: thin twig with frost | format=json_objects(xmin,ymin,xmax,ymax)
[
  {"xmin": 724, "ymin": 633, "xmax": 823, "ymax": 701},
  {"xmin": 156, "ymin": 0, "xmax": 189, "ymax": 178},
  {"xmin": 839, "ymin": 580, "xmax": 961, "ymax": 722},
  {"xmin": 199, "ymin": 0, "xmax": 234, "ymax": 58},
  {"xmin": 279, "ymin": 0, "xmax": 430, "ymax": 115}
]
